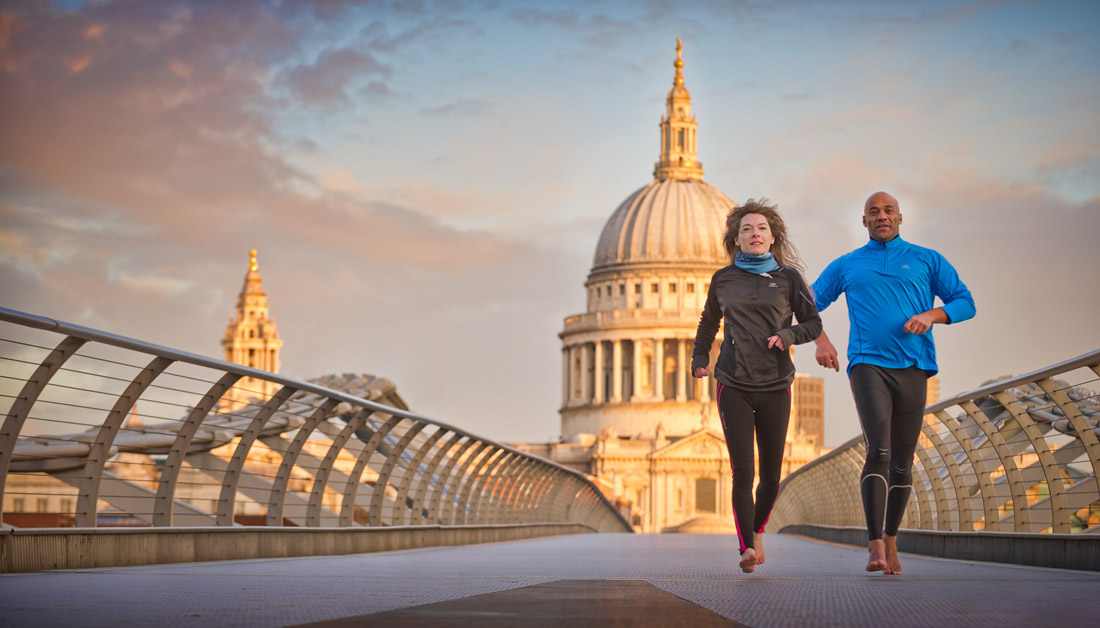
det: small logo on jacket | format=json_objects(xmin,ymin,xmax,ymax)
[
  {"xmin": 901, "ymin": 264, "xmax": 910, "ymax": 270},
  {"xmin": 768, "ymin": 282, "xmax": 778, "ymax": 288}
]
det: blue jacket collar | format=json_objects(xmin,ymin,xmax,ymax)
[{"xmin": 865, "ymin": 235, "xmax": 905, "ymax": 250}]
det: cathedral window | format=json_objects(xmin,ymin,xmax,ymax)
[
  {"xmin": 650, "ymin": 283, "xmax": 658, "ymax": 293},
  {"xmin": 677, "ymin": 129, "xmax": 685, "ymax": 151},
  {"xmin": 687, "ymin": 283, "xmax": 694, "ymax": 293},
  {"xmin": 619, "ymin": 284, "xmax": 625, "ymax": 295},
  {"xmin": 695, "ymin": 478, "xmax": 716, "ymax": 513},
  {"xmin": 634, "ymin": 283, "xmax": 641, "ymax": 294},
  {"xmin": 668, "ymin": 283, "xmax": 677, "ymax": 293}
]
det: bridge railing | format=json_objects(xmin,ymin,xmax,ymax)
[
  {"xmin": 770, "ymin": 349, "xmax": 1100, "ymax": 535},
  {"xmin": 0, "ymin": 306, "xmax": 632, "ymax": 535}
]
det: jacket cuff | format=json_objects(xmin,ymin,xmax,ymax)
[
  {"xmin": 941, "ymin": 300, "xmax": 975, "ymax": 325},
  {"xmin": 777, "ymin": 329, "xmax": 796, "ymax": 349}
]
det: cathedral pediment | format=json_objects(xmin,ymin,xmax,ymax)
[{"xmin": 651, "ymin": 428, "xmax": 727, "ymax": 460}]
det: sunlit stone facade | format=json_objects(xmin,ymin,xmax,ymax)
[{"xmin": 517, "ymin": 41, "xmax": 829, "ymax": 533}]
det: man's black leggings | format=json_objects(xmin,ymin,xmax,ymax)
[
  {"xmin": 716, "ymin": 382, "xmax": 790, "ymax": 554},
  {"xmin": 849, "ymin": 364, "xmax": 928, "ymax": 540}
]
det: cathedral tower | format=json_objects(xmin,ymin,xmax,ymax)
[
  {"xmin": 221, "ymin": 249, "xmax": 283, "ymax": 408},
  {"xmin": 654, "ymin": 39, "xmax": 704, "ymax": 182}
]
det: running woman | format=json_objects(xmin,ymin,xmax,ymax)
[
  {"xmin": 812, "ymin": 191, "xmax": 975, "ymax": 575},
  {"xmin": 692, "ymin": 199, "xmax": 822, "ymax": 574}
]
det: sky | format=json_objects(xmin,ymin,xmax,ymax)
[{"xmin": 2, "ymin": 0, "xmax": 1098, "ymax": 447}]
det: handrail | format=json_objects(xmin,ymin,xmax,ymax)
[
  {"xmin": 770, "ymin": 348, "xmax": 1100, "ymax": 535},
  {"xmin": 0, "ymin": 306, "xmax": 633, "ymax": 533}
]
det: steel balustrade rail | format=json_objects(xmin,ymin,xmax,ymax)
[
  {"xmin": 770, "ymin": 349, "xmax": 1100, "ymax": 535},
  {"xmin": 0, "ymin": 306, "xmax": 632, "ymax": 534}
]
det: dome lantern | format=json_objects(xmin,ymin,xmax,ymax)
[{"xmin": 654, "ymin": 38, "xmax": 704, "ymax": 182}]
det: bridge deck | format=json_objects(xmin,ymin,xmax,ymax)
[{"xmin": 0, "ymin": 532, "xmax": 1096, "ymax": 627}]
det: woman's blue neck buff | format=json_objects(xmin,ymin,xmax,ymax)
[{"xmin": 735, "ymin": 250, "xmax": 780, "ymax": 274}]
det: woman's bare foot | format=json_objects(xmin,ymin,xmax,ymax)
[
  {"xmin": 866, "ymin": 539, "xmax": 886, "ymax": 572},
  {"xmin": 753, "ymin": 532, "xmax": 766, "ymax": 565},
  {"xmin": 883, "ymin": 534, "xmax": 903, "ymax": 575},
  {"xmin": 739, "ymin": 548, "xmax": 757, "ymax": 573}
]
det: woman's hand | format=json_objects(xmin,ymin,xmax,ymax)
[
  {"xmin": 692, "ymin": 367, "xmax": 709, "ymax": 378},
  {"xmin": 766, "ymin": 335, "xmax": 785, "ymax": 351}
]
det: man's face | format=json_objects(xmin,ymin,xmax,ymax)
[{"xmin": 862, "ymin": 192, "xmax": 902, "ymax": 242}]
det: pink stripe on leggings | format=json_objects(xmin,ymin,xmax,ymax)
[
  {"xmin": 754, "ymin": 386, "xmax": 791, "ymax": 535},
  {"xmin": 717, "ymin": 382, "xmax": 747, "ymax": 553}
]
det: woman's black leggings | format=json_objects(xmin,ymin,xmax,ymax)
[
  {"xmin": 849, "ymin": 364, "xmax": 928, "ymax": 540},
  {"xmin": 716, "ymin": 382, "xmax": 790, "ymax": 553}
]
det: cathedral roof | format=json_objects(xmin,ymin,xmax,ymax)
[
  {"xmin": 590, "ymin": 39, "xmax": 735, "ymax": 274},
  {"xmin": 592, "ymin": 179, "xmax": 733, "ymax": 272}
]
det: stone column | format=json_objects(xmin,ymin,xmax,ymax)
[
  {"xmin": 653, "ymin": 338, "xmax": 664, "ymax": 400},
  {"xmin": 632, "ymin": 339, "xmax": 642, "ymax": 402},
  {"xmin": 570, "ymin": 345, "xmax": 580, "ymax": 406},
  {"xmin": 676, "ymin": 339, "xmax": 687, "ymax": 401},
  {"xmin": 580, "ymin": 343, "xmax": 592, "ymax": 405},
  {"xmin": 611, "ymin": 340, "xmax": 623, "ymax": 403},
  {"xmin": 562, "ymin": 345, "xmax": 570, "ymax": 407},
  {"xmin": 593, "ymin": 340, "xmax": 605, "ymax": 404}
]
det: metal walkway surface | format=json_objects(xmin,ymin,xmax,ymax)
[{"xmin": 1, "ymin": 532, "xmax": 1096, "ymax": 627}]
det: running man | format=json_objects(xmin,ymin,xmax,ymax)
[{"xmin": 812, "ymin": 191, "xmax": 975, "ymax": 575}]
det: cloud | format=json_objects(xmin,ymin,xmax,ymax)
[
  {"xmin": 359, "ymin": 14, "xmax": 483, "ymax": 53},
  {"xmin": 503, "ymin": 5, "xmax": 638, "ymax": 51},
  {"xmin": 278, "ymin": 47, "xmax": 390, "ymax": 107},
  {"xmin": 508, "ymin": 8, "xmax": 580, "ymax": 28},
  {"xmin": 1009, "ymin": 38, "xmax": 1034, "ymax": 56},
  {"xmin": 0, "ymin": 1, "xmax": 318, "ymax": 247},
  {"xmin": 419, "ymin": 98, "xmax": 499, "ymax": 118},
  {"xmin": 361, "ymin": 79, "xmax": 393, "ymax": 100}
]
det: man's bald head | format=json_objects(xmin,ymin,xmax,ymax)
[
  {"xmin": 862, "ymin": 191, "xmax": 902, "ymax": 243},
  {"xmin": 864, "ymin": 191, "xmax": 899, "ymax": 213}
]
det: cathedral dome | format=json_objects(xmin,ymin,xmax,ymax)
[
  {"xmin": 589, "ymin": 38, "xmax": 736, "ymax": 276},
  {"xmin": 591, "ymin": 178, "xmax": 734, "ymax": 273}
]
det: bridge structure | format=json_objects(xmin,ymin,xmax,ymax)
[
  {"xmin": 0, "ymin": 306, "xmax": 630, "ymax": 572},
  {"xmin": 0, "ymin": 306, "xmax": 1098, "ymax": 626}
]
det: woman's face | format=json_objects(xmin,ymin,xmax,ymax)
[{"xmin": 737, "ymin": 213, "xmax": 775, "ymax": 255}]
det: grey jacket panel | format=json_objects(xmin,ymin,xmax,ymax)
[{"xmin": 692, "ymin": 265, "xmax": 823, "ymax": 391}]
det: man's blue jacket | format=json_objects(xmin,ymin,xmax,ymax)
[{"xmin": 811, "ymin": 236, "xmax": 975, "ymax": 376}]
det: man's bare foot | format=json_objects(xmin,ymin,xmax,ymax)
[
  {"xmin": 883, "ymin": 534, "xmax": 903, "ymax": 575},
  {"xmin": 753, "ymin": 532, "xmax": 766, "ymax": 565},
  {"xmin": 866, "ymin": 539, "xmax": 886, "ymax": 572},
  {"xmin": 739, "ymin": 548, "xmax": 757, "ymax": 573}
]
